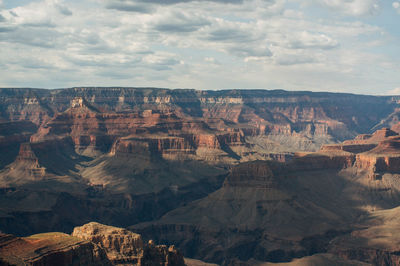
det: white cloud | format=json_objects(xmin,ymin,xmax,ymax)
[
  {"xmin": 284, "ymin": 31, "xmax": 339, "ymax": 49},
  {"xmin": 387, "ymin": 88, "xmax": 400, "ymax": 95},
  {"xmin": 393, "ymin": 1, "xmax": 400, "ymax": 13},
  {"xmin": 0, "ymin": 0, "xmax": 398, "ymax": 94},
  {"xmin": 315, "ymin": 0, "xmax": 380, "ymax": 16},
  {"xmin": 150, "ymin": 10, "xmax": 211, "ymax": 33}
]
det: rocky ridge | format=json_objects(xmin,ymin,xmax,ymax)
[
  {"xmin": 0, "ymin": 222, "xmax": 185, "ymax": 266},
  {"xmin": 0, "ymin": 232, "xmax": 111, "ymax": 266}
]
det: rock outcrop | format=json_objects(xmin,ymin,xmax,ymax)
[
  {"xmin": 0, "ymin": 222, "xmax": 186, "ymax": 266},
  {"xmin": 0, "ymin": 232, "xmax": 111, "ymax": 265},
  {"xmin": 72, "ymin": 222, "xmax": 144, "ymax": 265},
  {"xmin": 0, "ymin": 143, "xmax": 47, "ymax": 185},
  {"xmin": 71, "ymin": 222, "xmax": 186, "ymax": 266},
  {"xmin": 141, "ymin": 240, "xmax": 185, "ymax": 266}
]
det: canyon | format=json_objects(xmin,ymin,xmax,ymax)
[{"xmin": 2, "ymin": 87, "xmax": 400, "ymax": 265}]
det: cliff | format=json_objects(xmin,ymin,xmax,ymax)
[
  {"xmin": 291, "ymin": 127, "xmax": 400, "ymax": 178},
  {"xmin": 1, "ymin": 87, "xmax": 399, "ymax": 162}
]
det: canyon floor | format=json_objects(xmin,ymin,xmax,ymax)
[{"xmin": 1, "ymin": 87, "xmax": 400, "ymax": 265}]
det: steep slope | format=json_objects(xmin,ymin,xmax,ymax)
[
  {"xmin": 329, "ymin": 206, "xmax": 400, "ymax": 265},
  {"xmin": 233, "ymin": 254, "xmax": 370, "ymax": 265}
]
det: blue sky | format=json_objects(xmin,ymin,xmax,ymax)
[{"xmin": 0, "ymin": 0, "xmax": 399, "ymax": 95}]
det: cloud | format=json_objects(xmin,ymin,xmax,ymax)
[
  {"xmin": 386, "ymin": 88, "xmax": 400, "ymax": 95},
  {"xmin": 1, "ymin": 0, "xmax": 72, "ymax": 28},
  {"xmin": 105, "ymin": 0, "xmax": 245, "ymax": 13},
  {"xmin": 315, "ymin": 0, "xmax": 380, "ymax": 16},
  {"xmin": 228, "ymin": 45, "xmax": 272, "ymax": 58},
  {"xmin": 0, "ymin": 25, "xmax": 62, "ymax": 47},
  {"xmin": 0, "ymin": 26, "xmax": 15, "ymax": 32},
  {"xmin": 152, "ymin": 10, "xmax": 211, "ymax": 33},
  {"xmin": 55, "ymin": 3, "xmax": 73, "ymax": 16},
  {"xmin": 0, "ymin": 0, "xmax": 398, "ymax": 94},
  {"xmin": 206, "ymin": 28, "xmax": 251, "ymax": 42},
  {"xmin": 273, "ymin": 52, "xmax": 317, "ymax": 65},
  {"xmin": 142, "ymin": 52, "xmax": 181, "ymax": 70},
  {"xmin": 105, "ymin": 1, "xmax": 154, "ymax": 13},
  {"xmin": 204, "ymin": 20, "xmax": 260, "ymax": 43},
  {"xmin": 393, "ymin": 2, "xmax": 400, "ymax": 13},
  {"xmin": 286, "ymin": 31, "xmax": 339, "ymax": 49},
  {"xmin": 108, "ymin": 0, "xmax": 244, "ymax": 6}
]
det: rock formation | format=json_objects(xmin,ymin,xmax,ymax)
[
  {"xmin": 0, "ymin": 222, "xmax": 186, "ymax": 266},
  {"xmin": 140, "ymin": 241, "xmax": 185, "ymax": 266},
  {"xmin": 72, "ymin": 222, "xmax": 144, "ymax": 265},
  {"xmin": 0, "ymin": 232, "xmax": 111, "ymax": 265}
]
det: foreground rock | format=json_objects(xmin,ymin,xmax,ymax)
[
  {"xmin": 72, "ymin": 222, "xmax": 185, "ymax": 266},
  {"xmin": 0, "ymin": 232, "xmax": 111, "ymax": 265},
  {"xmin": 72, "ymin": 222, "xmax": 144, "ymax": 265},
  {"xmin": 0, "ymin": 222, "xmax": 186, "ymax": 266}
]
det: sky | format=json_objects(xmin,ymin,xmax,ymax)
[{"xmin": 0, "ymin": 0, "xmax": 399, "ymax": 95}]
